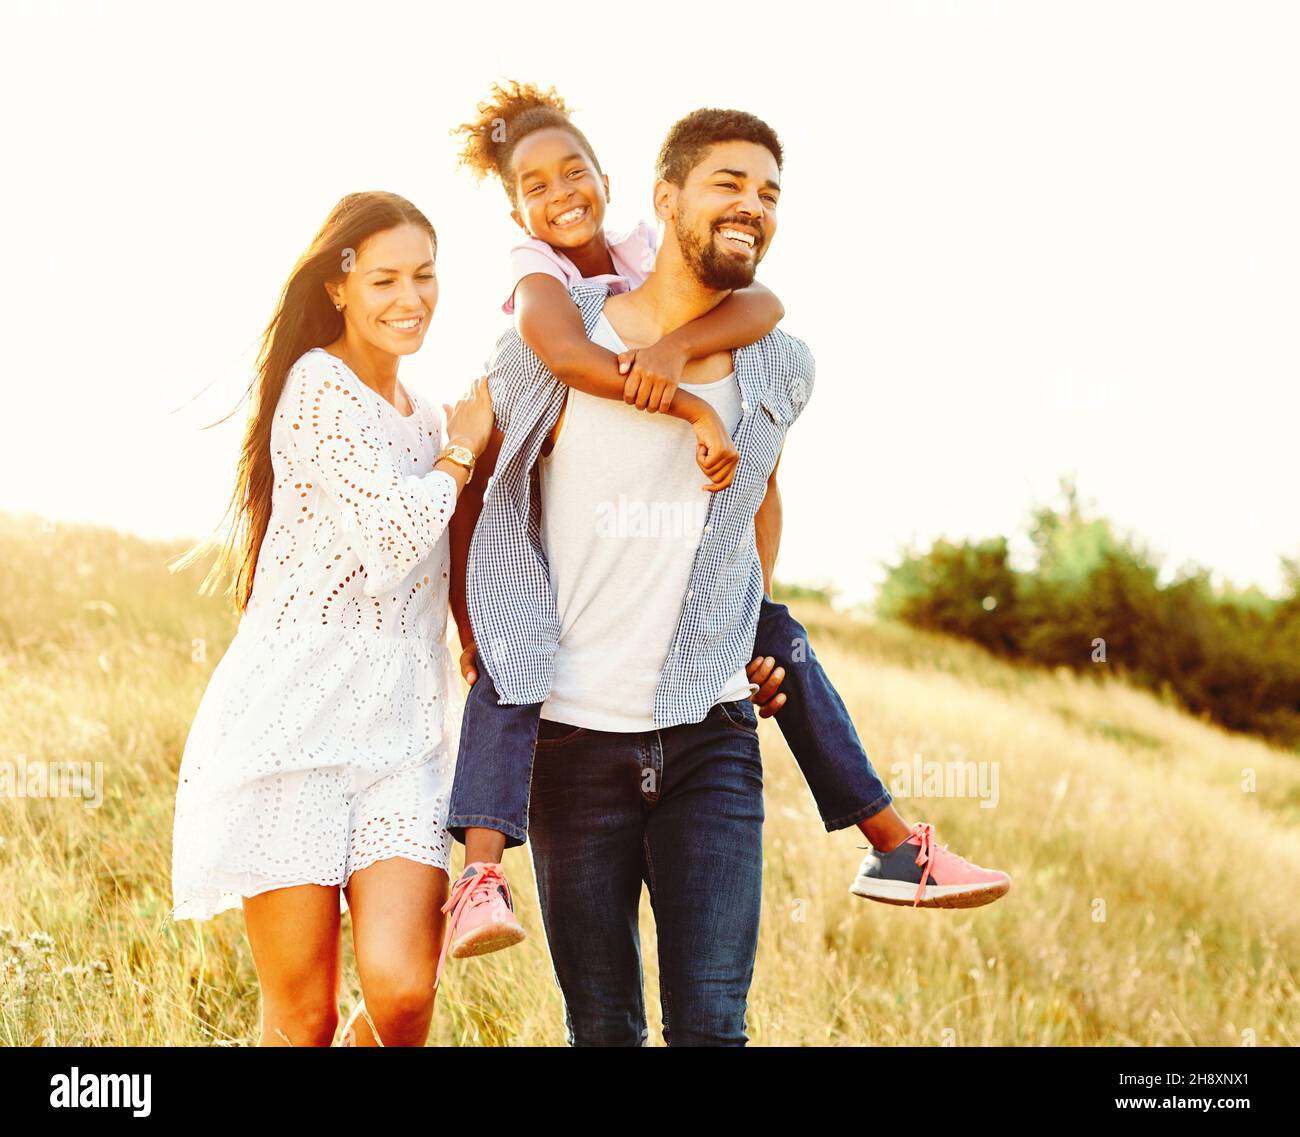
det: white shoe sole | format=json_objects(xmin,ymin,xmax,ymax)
[
  {"xmin": 849, "ymin": 874, "xmax": 1011, "ymax": 909},
  {"xmin": 450, "ymin": 921, "xmax": 527, "ymax": 959}
]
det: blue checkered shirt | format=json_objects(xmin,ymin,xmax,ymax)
[{"xmin": 466, "ymin": 282, "xmax": 815, "ymax": 729}]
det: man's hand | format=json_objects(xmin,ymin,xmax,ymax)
[
  {"xmin": 459, "ymin": 642, "xmax": 479, "ymax": 686},
  {"xmin": 746, "ymin": 654, "xmax": 787, "ymax": 717},
  {"xmin": 617, "ymin": 339, "xmax": 688, "ymax": 413}
]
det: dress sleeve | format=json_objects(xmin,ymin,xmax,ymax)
[{"xmin": 283, "ymin": 353, "xmax": 459, "ymax": 597}]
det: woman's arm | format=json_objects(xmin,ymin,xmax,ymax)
[
  {"xmin": 285, "ymin": 360, "xmax": 489, "ymax": 597},
  {"xmin": 448, "ymin": 425, "xmax": 504, "ymax": 684}
]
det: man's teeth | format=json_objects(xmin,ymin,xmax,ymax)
[
  {"xmin": 719, "ymin": 228, "xmax": 756, "ymax": 248},
  {"xmin": 553, "ymin": 207, "xmax": 586, "ymax": 225},
  {"xmin": 385, "ymin": 317, "xmax": 421, "ymax": 330}
]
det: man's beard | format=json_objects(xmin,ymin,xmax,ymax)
[{"xmin": 676, "ymin": 214, "xmax": 762, "ymax": 291}]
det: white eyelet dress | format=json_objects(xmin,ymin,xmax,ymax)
[{"xmin": 170, "ymin": 347, "xmax": 464, "ymax": 921}]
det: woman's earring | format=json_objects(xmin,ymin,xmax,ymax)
[{"xmin": 335, "ymin": 304, "xmax": 343, "ymax": 311}]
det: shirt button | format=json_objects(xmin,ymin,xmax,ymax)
[
  {"xmin": 741, "ymin": 401, "xmax": 749, "ymax": 413},
  {"xmin": 686, "ymin": 589, "xmax": 694, "ymax": 601},
  {"xmin": 703, "ymin": 524, "xmax": 713, "ymax": 535}
]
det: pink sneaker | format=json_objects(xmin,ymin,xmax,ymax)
[
  {"xmin": 849, "ymin": 822, "xmax": 1011, "ymax": 909},
  {"xmin": 435, "ymin": 861, "xmax": 526, "ymax": 988}
]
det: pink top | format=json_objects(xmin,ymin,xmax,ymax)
[{"xmin": 502, "ymin": 219, "xmax": 657, "ymax": 314}]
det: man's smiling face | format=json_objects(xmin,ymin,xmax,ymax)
[{"xmin": 670, "ymin": 139, "xmax": 781, "ymax": 291}]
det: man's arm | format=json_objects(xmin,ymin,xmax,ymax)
[
  {"xmin": 754, "ymin": 450, "xmax": 783, "ymax": 598},
  {"xmin": 448, "ymin": 424, "xmax": 504, "ymax": 685},
  {"xmin": 747, "ymin": 450, "xmax": 787, "ymax": 716}
]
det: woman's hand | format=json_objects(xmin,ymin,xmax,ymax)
[
  {"xmin": 617, "ymin": 339, "xmax": 688, "ymax": 413},
  {"xmin": 443, "ymin": 376, "xmax": 494, "ymax": 457},
  {"xmin": 746, "ymin": 655, "xmax": 787, "ymax": 717},
  {"xmin": 690, "ymin": 406, "xmax": 740, "ymax": 493}
]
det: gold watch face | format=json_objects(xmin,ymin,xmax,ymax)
[{"xmin": 440, "ymin": 445, "xmax": 475, "ymax": 479}]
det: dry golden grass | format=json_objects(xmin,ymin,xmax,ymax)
[{"xmin": 1, "ymin": 513, "xmax": 1296, "ymax": 1046}]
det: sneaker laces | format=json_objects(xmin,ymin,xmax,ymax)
[
  {"xmin": 910, "ymin": 822, "xmax": 960, "ymax": 906},
  {"xmin": 911, "ymin": 822, "xmax": 989, "ymax": 905},
  {"xmin": 435, "ymin": 863, "xmax": 509, "ymax": 989}
]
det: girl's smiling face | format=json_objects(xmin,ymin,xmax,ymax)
[
  {"xmin": 325, "ymin": 223, "xmax": 438, "ymax": 356},
  {"xmin": 510, "ymin": 127, "xmax": 609, "ymax": 250}
]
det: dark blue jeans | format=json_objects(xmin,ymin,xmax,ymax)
[
  {"xmin": 446, "ymin": 597, "xmax": 892, "ymax": 847},
  {"xmin": 755, "ymin": 597, "xmax": 893, "ymax": 829},
  {"xmin": 527, "ymin": 699, "xmax": 764, "ymax": 1046}
]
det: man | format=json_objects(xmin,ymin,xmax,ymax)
[{"xmin": 448, "ymin": 108, "xmax": 808, "ymax": 1046}]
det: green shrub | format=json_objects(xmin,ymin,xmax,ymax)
[
  {"xmin": 878, "ymin": 536, "xmax": 1020, "ymax": 655},
  {"xmin": 877, "ymin": 480, "xmax": 1300, "ymax": 750}
]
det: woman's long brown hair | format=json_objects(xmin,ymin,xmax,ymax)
[{"xmin": 174, "ymin": 191, "xmax": 437, "ymax": 611}]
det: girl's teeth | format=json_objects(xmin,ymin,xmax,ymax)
[
  {"xmin": 386, "ymin": 318, "xmax": 420, "ymax": 329},
  {"xmin": 555, "ymin": 208, "xmax": 585, "ymax": 225}
]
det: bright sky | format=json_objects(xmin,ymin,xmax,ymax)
[{"xmin": 2, "ymin": 0, "xmax": 1296, "ymax": 606}]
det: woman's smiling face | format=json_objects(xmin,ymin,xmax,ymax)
[
  {"xmin": 327, "ymin": 223, "xmax": 438, "ymax": 356},
  {"xmin": 510, "ymin": 127, "xmax": 609, "ymax": 249}
]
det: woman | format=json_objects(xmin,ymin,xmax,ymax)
[{"xmin": 170, "ymin": 191, "xmax": 493, "ymax": 1046}]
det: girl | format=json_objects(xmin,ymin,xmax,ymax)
[
  {"xmin": 170, "ymin": 191, "xmax": 494, "ymax": 1046},
  {"xmin": 436, "ymin": 84, "xmax": 1010, "ymax": 982}
]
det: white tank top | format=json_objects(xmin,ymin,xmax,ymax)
[{"xmin": 537, "ymin": 313, "xmax": 753, "ymax": 731}]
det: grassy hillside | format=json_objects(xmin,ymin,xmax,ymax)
[{"xmin": 1, "ymin": 513, "xmax": 1296, "ymax": 1045}]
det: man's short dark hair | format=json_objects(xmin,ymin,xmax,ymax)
[{"xmin": 655, "ymin": 108, "xmax": 783, "ymax": 186}]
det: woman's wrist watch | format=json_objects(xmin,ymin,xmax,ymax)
[{"xmin": 436, "ymin": 442, "xmax": 477, "ymax": 483}]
